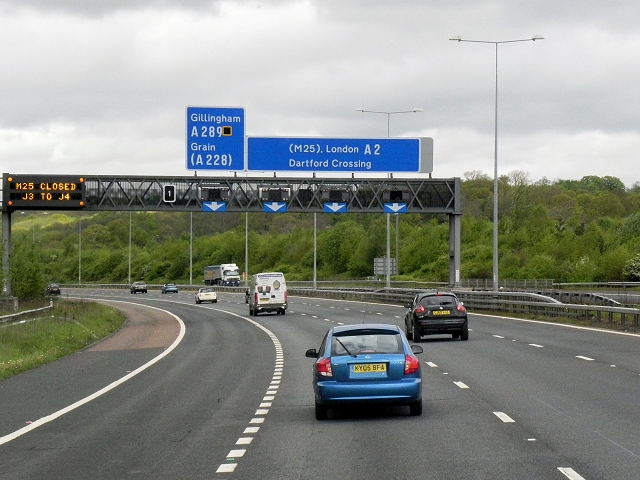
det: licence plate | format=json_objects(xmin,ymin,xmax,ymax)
[
  {"xmin": 353, "ymin": 363, "xmax": 386, "ymax": 373},
  {"xmin": 432, "ymin": 310, "xmax": 451, "ymax": 315}
]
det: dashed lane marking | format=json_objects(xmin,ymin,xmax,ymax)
[{"xmin": 493, "ymin": 411, "xmax": 516, "ymax": 423}]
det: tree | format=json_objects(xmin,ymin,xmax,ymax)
[
  {"xmin": 10, "ymin": 241, "xmax": 45, "ymax": 299},
  {"xmin": 622, "ymin": 254, "xmax": 640, "ymax": 281}
]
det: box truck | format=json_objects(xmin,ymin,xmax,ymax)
[{"xmin": 204, "ymin": 264, "xmax": 241, "ymax": 286}]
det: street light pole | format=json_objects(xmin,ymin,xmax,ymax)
[
  {"xmin": 450, "ymin": 35, "xmax": 543, "ymax": 291},
  {"xmin": 356, "ymin": 107, "xmax": 422, "ymax": 288}
]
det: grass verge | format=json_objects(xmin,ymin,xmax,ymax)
[{"xmin": 0, "ymin": 299, "xmax": 126, "ymax": 380}]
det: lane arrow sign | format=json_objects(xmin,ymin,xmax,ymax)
[
  {"xmin": 323, "ymin": 202, "xmax": 347, "ymax": 213},
  {"xmin": 383, "ymin": 202, "xmax": 407, "ymax": 214},
  {"xmin": 203, "ymin": 201, "xmax": 227, "ymax": 212},
  {"xmin": 264, "ymin": 202, "xmax": 287, "ymax": 213}
]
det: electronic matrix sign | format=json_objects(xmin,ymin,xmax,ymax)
[{"xmin": 3, "ymin": 174, "xmax": 86, "ymax": 211}]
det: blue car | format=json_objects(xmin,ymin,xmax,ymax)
[
  {"xmin": 161, "ymin": 283, "xmax": 179, "ymax": 294},
  {"xmin": 305, "ymin": 323, "xmax": 424, "ymax": 420}
]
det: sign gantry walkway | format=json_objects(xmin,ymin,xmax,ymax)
[{"xmin": 79, "ymin": 175, "xmax": 460, "ymax": 213}]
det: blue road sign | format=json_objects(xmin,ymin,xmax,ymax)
[
  {"xmin": 323, "ymin": 202, "xmax": 347, "ymax": 213},
  {"xmin": 264, "ymin": 202, "xmax": 287, "ymax": 213},
  {"xmin": 383, "ymin": 202, "xmax": 408, "ymax": 214},
  {"xmin": 186, "ymin": 106, "xmax": 245, "ymax": 171},
  {"xmin": 202, "ymin": 201, "xmax": 227, "ymax": 212},
  {"xmin": 248, "ymin": 137, "xmax": 423, "ymax": 173}
]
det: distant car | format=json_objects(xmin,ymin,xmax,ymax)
[
  {"xmin": 404, "ymin": 291, "xmax": 468, "ymax": 341},
  {"xmin": 161, "ymin": 283, "xmax": 179, "ymax": 294},
  {"xmin": 195, "ymin": 287, "xmax": 217, "ymax": 304},
  {"xmin": 305, "ymin": 323, "xmax": 423, "ymax": 420},
  {"xmin": 130, "ymin": 281, "xmax": 147, "ymax": 294},
  {"xmin": 45, "ymin": 283, "xmax": 61, "ymax": 295}
]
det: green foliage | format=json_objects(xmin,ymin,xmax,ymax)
[
  {"xmin": 4, "ymin": 174, "xmax": 640, "ymax": 286},
  {"xmin": 623, "ymin": 253, "xmax": 640, "ymax": 281},
  {"xmin": 11, "ymin": 241, "xmax": 45, "ymax": 299}
]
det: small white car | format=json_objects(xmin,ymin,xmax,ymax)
[{"xmin": 195, "ymin": 287, "xmax": 217, "ymax": 304}]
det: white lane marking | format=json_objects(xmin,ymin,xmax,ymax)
[
  {"xmin": 216, "ymin": 464, "xmax": 237, "ymax": 473},
  {"xmin": 426, "ymin": 362, "xmax": 438, "ymax": 368},
  {"xmin": 473, "ymin": 312, "xmax": 640, "ymax": 337},
  {"xmin": 576, "ymin": 355, "xmax": 595, "ymax": 361},
  {"xmin": 493, "ymin": 335, "xmax": 505, "ymax": 338},
  {"xmin": 529, "ymin": 344, "xmax": 544, "ymax": 348},
  {"xmin": 557, "ymin": 467, "xmax": 586, "ymax": 479},
  {"xmin": 212, "ymin": 312, "xmax": 283, "ymax": 474},
  {"xmin": 454, "ymin": 381, "xmax": 469, "ymax": 389},
  {"xmin": 493, "ymin": 411, "xmax": 515, "ymax": 423},
  {"xmin": 0, "ymin": 302, "xmax": 186, "ymax": 446},
  {"xmin": 227, "ymin": 449, "xmax": 245, "ymax": 458}
]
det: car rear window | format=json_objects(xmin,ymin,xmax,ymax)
[
  {"xmin": 331, "ymin": 332, "xmax": 401, "ymax": 356},
  {"xmin": 419, "ymin": 295, "xmax": 457, "ymax": 307}
]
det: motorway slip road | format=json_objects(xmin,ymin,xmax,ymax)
[{"xmin": 0, "ymin": 301, "xmax": 182, "ymax": 441}]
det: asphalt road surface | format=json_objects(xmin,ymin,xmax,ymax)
[{"xmin": 1, "ymin": 289, "xmax": 638, "ymax": 480}]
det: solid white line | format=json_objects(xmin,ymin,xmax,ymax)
[
  {"xmin": 576, "ymin": 355, "xmax": 595, "ymax": 361},
  {"xmin": 0, "ymin": 302, "xmax": 186, "ymax": 446},
  {"xmin": 493, "ymin": 411, "xmax": 515, "ymax": 423},
  {"xmin": 557, "ymin": 467, "xmax": 586, "ymax": 479},
  {"xmin": 473, "ymin": 312, "xmax": 640, "ymax": 337}
]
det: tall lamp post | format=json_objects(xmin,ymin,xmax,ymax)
[
  {"xmin": 356, "ymin": 108, "xmax": 422, "ymax": 288},
  {"xmin": 449, "ymin": 35, "xmax": 543, "ymax": 291}
]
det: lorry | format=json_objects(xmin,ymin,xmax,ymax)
[
  {"xmin": 248, "ymin": 272, "xmax": 288, "ymax": 316},
  {"xmin": 204, "ymin": 264, "xmax": 241, "ymax": 286}
]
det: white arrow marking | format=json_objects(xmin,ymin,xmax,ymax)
[
  {"xmin": 204, "ymin": 202, "xmax": 225, "ymax": 211},
  {"xmin": 386, "ymin": 203, "xmax": 406, "ymax": 213},
  {"xmin": 326, "ymin": 203, "xmax": 345, "ymax": 212},
  {"xmin": 265, "ymin": 202, "xmax": 285, "ymax": 212}
]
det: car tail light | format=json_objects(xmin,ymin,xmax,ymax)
[
  {"xmin": 284, "ymin": 291, "xmax": 288, "ymax": 303},
  {"xmin": 415, "ymin": 305, "xmax": 425, "ymax": 314},
  {"xmin": 404, "ymin": 355, "xmax": 420, "ymax": 375},
  {"xmin": 316, "ymin": 358, "xmax": 333, "ymax": 377},
  {"xmin": 456, "ymin": 304, "xmax": 466, "ymax": 313}
]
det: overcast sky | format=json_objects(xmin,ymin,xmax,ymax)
[{"xmin": 1, "ymin": 0, "xmax": 639, "ymax": 187}]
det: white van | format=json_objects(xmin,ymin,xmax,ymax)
[{"xmin": 248, "ymin": 272, "xmax": 288, "ymax": 316}]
